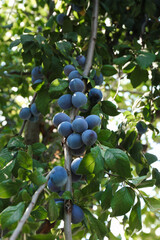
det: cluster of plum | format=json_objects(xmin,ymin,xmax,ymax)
[
  {"xmin": 19, "ymin": 103, "xmax": 40, "ymax": 122},
  {"xmin": 48, "ymin": 62, "xmax": 103, "ymax": 224}
]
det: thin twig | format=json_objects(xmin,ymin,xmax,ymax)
[
  {"xmin": 63, "ymin": 1, "xmax": 99, "ymax": 239},
  {"xmin": 9, "ymin": 172, "xmax": 51, "ymax": 240}
]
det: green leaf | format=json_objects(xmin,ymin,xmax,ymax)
[
  {"xmin": 31, "ymin": 143, "xmax": 47, "ymax": 156},
  {"xmin": 91, "ymin": 146, "xmax": 104, "ymax": 174},
  {"xmin": 36, "ymin": 88, "xmax": 50, "ymax": 115},
  {"xmin": 130, "ymin": 66, "xmax": 148, "ymax": 88},
  {"xmin": 81, "ymin": 179, "xmax": 99, "ymax": 196},
  {"xmin": 101, "ymin": 183, "xmax": 112, "ymax": 210},
  {"xmin": 111, "ymin": 187, "xmax": 135, "ymax": 216},
  {"xmin": 16, "ymin": 151, "xmax": 33, "ymax": 170},
  {"xmin": 28, "ymin": 234, "xmax": 55, "ymax": 240},
  {"xmin": 77, "ymin": 153, "xmax": 95, "ymax": 175},
  {"xmin": 129, "ymin": 175, "xmax": 148, "ymax": 187},
  {"xmin": 101, "ymin": 101, "xmax": 120, "ymax": 116},
  {"xmin": 35, "ymin": 35, "xmax": 46, "ymax": 45},
  {"xmin": 61, "ymin": 191, "xmax": 72, "ymax": 200},
  {"xmin": 123, "ymin": 62, "xmax": 136, "ymax": 73},
  {"xmin": 48, "ymin": 198, "xmax": 59, "ymax": 221},
  {"xmin": 104, "ymin": 148, "xmax": 131, "ymax": 178},
  {"xmin": 56, "ymin": 40, "xmax": 72, "ymax": 57},
  {"xmin": 7, "ymin": 136, "xmax": 25, "ymax": 150},
  {"xmin": 0, "ymin": 160, "xmax": 15, "ymax": 180},
  {"xmin": 145, "ymin": 153, "xmax": 158, "ymax": 165},
  {"xmin": 0, "ymin": 202, "xmax": 25, "ymax": 229},
  {"xmin": 101, "ymin": 65, "xmax": 117, "ymax": 76},
  {"xmin": 144, "ymin": 197, "xmax": 160, "ymax": 211},
  {"xmin": 113, "ymin": 55, "xmax": 132, "ymax": 65},
  {"xmin": 29, "ymin": 169, "xmax": 47, "ymax": 186},
  {"xmin": 0, "ymin": 179, "xmax": 22, "ymax": 198},
  {"xmin": 136, "ymin": 52, "xmax": 155, "ymax": 69},
  {"xmin": 31, "ymin": 206, "xmax": 47, "ymax": 220},
  {"xmin": 129, "ymin": 198, "xmax": 142, "ymax": 232},
  {"xmin": 97, "ymin": 129, "xmax": 112, "ymax": 146},
  {"xmin": 62, "ymin": 18, "xmax": 73, "ymax": 33},
  {"xmin": 10, "ymin": 39, "xmax": 21, "ymax": 49},
  {"xmin": 152, "ymin": 168, "xmax": 160, "ymax": 188},
  {"xmin": 49, "ymin": 79, "xmax": 68, "ymax": 93},
  {"xmin": 21, "ymin": 34, "xmax": 34, "ymax": 44}
]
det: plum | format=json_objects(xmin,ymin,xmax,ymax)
[
  {"xmin": 136, "ymin": 121, "xmax": 148, "ymax": 134},
  {"xmin": 53, "ymin": 113, "xmax": 71, "ymax": 127},
  {"xmin": 93, "ymin": 72, "xmax": 103, "ymax": 85},
  {"xmin": 19, "ymin": 107, "xmax": 31, "ymax": 120},
  {"xmin": 69, "ymin": 78, "xmax": 84, "ymax": 92},
  {"xmin": 71, "ymin": 157, "xmax": 82, "ymax": 175},
  {"xmin": 56, "ymin": 13, "xmax": 66, "ymax": 25},
  {"xmin": 64, "ymin": 65, "xmax": 75, "ymax": 76},
  {"xmin": 47, "ymin": 178, "xmax": 61, "ymax": 192},
  {"xmin": 72, "ymin": 118, "xmax": 88, "ymax": 133},
  {"xmin": 72, "ymin": 92, "xmax": 87, "ymax": 108},
  {"xmin": 76, "ymin": 55, "xmax": 86, "ymax": 67},
  {"xmin": 70, "ymin": 145, "xmax": 86, "ymax": 157},
  {"xmin": 68, "ymin": 70, "xmax": 82, "ymax": 82},
  {"xmin": 30, "ymin": 103, "xmax": 40, "ymax": 117},
  {"xmin": 32, "ymin": 79, "xmax": 43, "ymax": 84},
  {"xmin": 58, "ymin": 121, "xmax": 73, "ymax": 137},
  {"xmin": 31, "ymin": 66, "xmax": 43, "ymax": 81},
  {"xmin": 72, "ymin": 204, "xmax": 84, "ymax": 224},
  {"xmin": 58, "ymin": 94, "xmax": 72, "ymax": 110},
  {"xmin": 85, "ymin": 115, "xmax": 101, "ymax": 129},
  {"xmin": 82, "ymin": 129, "xmax": 97, "ymax": 146},
  {"xmin": 88, "ymin": 88, "xmax": 102, "ymax": 104},
  {"xmin": 67, "ymin": 133, "xmax": 83, "ymax": 149},
  {"xmin": 50, "ymin": 166, "xmax": 68, "ymax": 187},
  {"xmin": 29, "ymin": 115, "xmax": 39, "ymax": 123}
]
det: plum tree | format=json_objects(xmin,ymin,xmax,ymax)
[
  {"xmin": 58, "ymin": 94, "xmax": 72, "ymax": 110},
  {"xmin": 53, "ymin": 112, "xmax": 71, "ymax": 127},
  {"xmin": 85, "ymin": 115, "xmax": 101, "ymax": 129},
  {"xmin": 56, "ymin": 13, "xmax": 66, "ymax": 25},
  {"xmin": 72, "ymin": 92, "xmax": 87, "ymax": 108},
  {"xmin": 88, "ymin": 88, "xmax": 103, "ymax": 104},
  {"xmin": 71, "ymin": 157, "xmax": 82, "ymax": 175},
  {"xmin": 68, "ymin": 70, "xmax": 82, "ymax": 81},
  {"xmin": 64, "ymin": 65, "xmax": 75, "ymax": 76},
  {"xmin": 67, "ymin": 133, "xmax": 83, "ymax": 149},
  {"xmin": 58, "ymin": 121, "xmax": 73, "ymax": 137},
  {"xmin": 82, "ymin": 129, "xmax": 97, "ymax": 146},
  {"xmin": 72, "ymin": 118, "xmax": 88, "ymax": 133},
  {"xmin": 19, "ymin": 107, "xmax": 31, "ymax": 120},
  {"xmin": 93, "ymin": 71, "xmax": 103, "ymax": 85},
  {"xmin": 76, "ymin": 55, "xmax": 86, "ymax": 67},
  {"xmin": 71, "ymin": 204, "xmax": 84, "ymax": 224},
  {"xmin": 50, "ymin": 166, "xmax": 68, "ymax": 187},
  {"xmin": 69, "ymin": 78, "xmax": 84, "ymax": 92}
]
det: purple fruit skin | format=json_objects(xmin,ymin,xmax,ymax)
[
  {"xmin": 68, "ymin": 70, "xmax": 82, "ymax": 82},
  {"xmin": 50, "ymin": 166, "xmax": 68, "ymax": 187},
  {"xmin": 56, "ymin": 13, "xmax": 65, "ymax": 25},
  {"xmin": 72, "ymin": 204, "xmax": 84, "ymax": 224},
  {"xmin": 71, "ymin": 157, "xmax": 82, "ymax": 175},
  {"xmin": 93, "ymin": 72, "xmax": 103, "ymax": 85},
  {"xmin": 64, "ymin": 65, "xmax": 75, "ymax": 76},
  {"xmin": 69, "ymin": 78, "xmax": 84, "ymax": 92},
  {"xmin": 82, "ymin": 129, "xmax": 97, "ymax": 146},
  {"xmin": 58, "ymin": 121, "xmax": 73, "ymax": 137},
  {"xmin": 72, "ymin": 118, "xmax": 88, "ymax": 133},
  {"xmin": 19, "ymin": 107, "xmax": 31, "ymax": 120},
  {"xmin": 48, "ymin": 178, "xmax": 61, "ymax": 192},
  {"xmin": 70, "ymin": 145, "xmax": 86, "ymax": 156},
  {"xmin": 76, "ymin": 55, "xmax": 86, "ymax": 67},
  {"xmin": 85, "ymin": 115, "xmax": 101, "ymax": 129},
  {"xmin": 58, "ymin": 94, "xmax": 72, "ymax": 110},
  {"xmin": 72, "ymin": 92, "xmax": 87, "ymax": 108},
  {"xmin": 31, "ymin": 66, "xmax": 43, "ymax": 80},
  {"xmin": 30, "ymin": 103, "xmax": 40, "ymax": 117},
  {"xmin": 67, "ymin": 133, "xmax": 83, "ymax": 149},
  {"xmin": 53, "ymin": 113, "xmax": 71, "ymax": 127},
  {"xmin": 89, "ymin": 88, "xmax": 103, "ymax": 104}
]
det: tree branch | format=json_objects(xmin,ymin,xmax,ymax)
[
  {"xmin": 9, "ymin": 172, "xmax": 51, "ymax": 240},
  {"xmin": 63, "ymin": 1, "xmax": 99, "ymax": 239}
]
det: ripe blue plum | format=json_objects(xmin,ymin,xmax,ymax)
[
  {"xmin": 88, "ymin": 88, "xmax": 103, "ymax": 104},
  {"xmin": 50, "ymin": 166, "xmax": 68, "ymax": 187},
  {"xmin": 72, "ymin": 204, "xmax": 84, "ymax": 224},
  {"xmin": 56, "ymin": 13, "xmax": 66, "ymax": 25},
  {"xmin": 58, "ymin": 94, "xmax": 72, "ymax": 110},
  {"xmin": 30, "ymin": 103, "xmax": 40, "ymax": 117},
  {"xmin": 72, "ymin": 92, "xmax": 87, "ymax": 108},
  {"xmin": 70, "ymin": 145, "xmax": 86, "ymax": 156},
  {"xmin": 31, "ymin": 66, "xmax": 43, "ymax": 81},
  {"xmin": 58, "ymin": 121, "xmax": 73, "ymax": 137},
  {"xmin": 64, "ymin": 65, "xmax": 75, "ymax": 76},
  {"xmin": 136, "ymin": 121, "xmax": 148, "ymax": 134},
  {"xmin": 32, "ymin": 79, "xmax": 43, "ymax": 84},
  {"xmin": 53, "ymin": 113, "xmax": 71, "ymax": 127},
  {"xmin": 72, "ymin": 118, "xmax": 88, "ymax": 133},
  {"xmin": 68, "ymin": 70, "xmax": 82, "ymax": 82},
  {"xmin": 71, "ymin": 157, "xmax": 82, "ymax": 175},
  {"xmin": 47, "ymin": 178, "xmax": 61, "ymax": 192},
  {"xmin": 82, "ymin": 129, "xmax": 97, "ymax": 146},
  {"xmin": 93, "ymin": 72, "xmax": 103, "ymax": 85},
  {"xmin": 29, "ymin": 115, "xmax": 39, "ymax": 122},
  {"xmin": 19, "ymin": 107, "xmax": 31, "ymax": 120},
  {"xmin": 69, "ymin": 78, "xmax": 84, "ymax": 92},
  {"xmin": 85, "ymin": 115, "xmax": 101, "ymax": 129},
  {"xmin": 76, "ymin": 55, "xmax": 86, "ymax": 67},
  {"xmin": 67, "ymin": 133, "xmax": 83, "ymax": 149}
]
